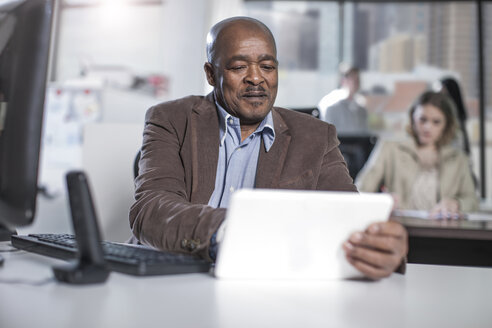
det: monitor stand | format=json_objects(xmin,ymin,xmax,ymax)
[
  {"xmin": 0, "ymin": 224, "xmax": 16, "ymax": 242},
  {"xmin": 0, "ymin": 224, "xmax": 15, "ymax": 267}
]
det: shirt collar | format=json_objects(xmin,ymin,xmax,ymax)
[{"xmin": 216, "ymin": 101, "xmax": 275, "ymax": 152}]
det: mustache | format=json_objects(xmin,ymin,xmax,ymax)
[{"xmin": 244, "ymin": 86, "xmax": 266, "ymax": 93}]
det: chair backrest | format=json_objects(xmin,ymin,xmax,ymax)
[
  {"xmin": 289, "ymin": 107, "xmax": 320, "ymax": 119},
  {"xmin": 337, "ymin": 134, "xmax": 378, "ymax": 180},
  {"xmin": 133, "ymin": 150, "xmax": 141, "ymax": 179}
]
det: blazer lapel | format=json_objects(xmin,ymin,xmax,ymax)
[
  {"xmin": 255, "ymin": 108, "xmax": 291, "ymax": 188},
  {"xmin": 190, "ymin": 93, "xmax": 220, "ymax": 203}
]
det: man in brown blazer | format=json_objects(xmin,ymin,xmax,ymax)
[{"xmin": 130, "ymin": 17, "xmax": 407, "ymax": 280}]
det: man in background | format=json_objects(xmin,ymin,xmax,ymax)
[{"xmin": 318, "ymin": 64, "xmax": 368, "ymax": 134}]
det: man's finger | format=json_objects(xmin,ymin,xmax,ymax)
[
  {"xmin": 366, "ymin": 221, "xmax": 407, "ymax": 238},
  {"xmin": 348, "ymin": 232, "xmax": 406, "ymax": 255},
  {"xmin": 345, "ymin": 255, "xmax": 392, "ymax": 280},
  {"xmin": 343, "ymin": 241, "xmax": 401, "ymax": 271}
]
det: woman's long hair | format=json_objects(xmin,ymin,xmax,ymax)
[{"xmin": 407, "ymin": 91, "xmax": 457, "ymax": 148}]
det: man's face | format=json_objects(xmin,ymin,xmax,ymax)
[
  {"xmin": 342, "ymin": 72, "xmax": 360, "ymax": 95},
  {"xmin": 204, "ymin": 26, "xmax": 278, "ymax": 126}
]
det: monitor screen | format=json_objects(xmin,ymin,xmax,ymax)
[{"xmin": 0, "ymin": 0, "xmax": 54, "ymax": 238}]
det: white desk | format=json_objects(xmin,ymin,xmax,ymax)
[{"xmin": 1, "ymin": 245, "xmax": 491, "ymax": 328}]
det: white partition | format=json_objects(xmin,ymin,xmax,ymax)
[{"xmin": 82, "ymin": 123, "xmax": 144, "ymax": 242}]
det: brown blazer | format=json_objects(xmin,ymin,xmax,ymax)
[{"xmin": 129, "ymin": 93, "xmax": 356, "ymax": 260}]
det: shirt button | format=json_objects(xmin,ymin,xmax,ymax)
[
  {"xmin": 228, "ymin": 118, "xmax": 233, "ymax": 124},
  {"xmin": 229, "ymin": 186, "xmax": 235, "ymax": 192}
]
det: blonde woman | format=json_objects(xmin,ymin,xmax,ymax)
[{"xmin": 356, "ymin": 91, "xmax": 478, "ymax": 218}]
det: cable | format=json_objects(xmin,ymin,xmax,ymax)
[
  {"xmin": 0, "ymin": 248, "xmax": 22, "ymax": 253},
  {"xmin": 0, "ymin": 277, "xmax": 56, "ymax": 286}
]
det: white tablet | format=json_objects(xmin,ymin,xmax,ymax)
[{"xmin": 214, "ymin": 189, "xmax": 393, "ymax": 280}]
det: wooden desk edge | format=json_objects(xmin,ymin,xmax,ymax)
[{"xmin": 391, "ymin": 217, "xmax": 492, "ymax": 240}]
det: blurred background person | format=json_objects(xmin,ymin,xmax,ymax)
[
  {"xmin": 317, "ymin": 63, "xmax": 368, "ymax": 134},
  {"xmin": 355, "ymin": 91, "xmax": 479, "ymax": 218}
]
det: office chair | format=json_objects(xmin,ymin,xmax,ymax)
[
  {"xmin": 289, "ymin": 107, "xmax": 320, "ymax": 119},
  {"xmin": 133, "ymin": 150, "xmax": 141, "ymax": 179},
  {"xmin": 337, "ymin": 134, "xmax": 378, "ymax": 180}
]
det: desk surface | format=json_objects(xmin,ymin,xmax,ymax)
[{"xmin": 1, "ymin": 244, "xmax": 492, "ymax": 328}]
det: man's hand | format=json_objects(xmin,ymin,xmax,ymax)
[{"xmin": 342, "ymin": 221, "xmax": 408, "ymax": 280}]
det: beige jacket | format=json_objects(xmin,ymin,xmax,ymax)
[{"xmin": 355, "ymin": 140, "xmax": 479, "ymax": 212}]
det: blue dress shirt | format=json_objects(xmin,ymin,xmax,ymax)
[
  {"xmin": 208, "ymin": 103, "xmax": 275, "ymax": 261},
  {"xmin": 208, "ymin": 103, "xmax": 275, "ymax": 209}
]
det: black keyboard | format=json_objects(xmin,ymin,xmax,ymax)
[{"xmin": 11, "ymin": 233, "xmax": 211, "ymax": 276}]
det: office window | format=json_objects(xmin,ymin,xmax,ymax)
[
  {"xmin": 245, "ymin": 1, "xmax": 490, "ymax": 200},
  {"xmin": 485, "ymin": 1, "xmax": 492, "ymax": 115},
  {"xmin": 245, "ymin": 1, "xmax": 481, "ymax": 129},
  {"xmin": 245, "ymin": 2, "xmax": 340, "ymax": 107},
  {"xmin": 484, "ymin": 1, "xmax": 492, "ymax": 201}
]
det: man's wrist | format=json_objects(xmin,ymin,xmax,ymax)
[{"xmin": 209, "ymin": 221, "xmax": 227, "ymax": 261}]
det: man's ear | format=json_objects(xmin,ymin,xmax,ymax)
[{"xmin": 204, "ymin": 62, "xmax": 216, "ymax": 87}]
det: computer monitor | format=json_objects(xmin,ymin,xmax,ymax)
[
  {"xmin": 0, "ymin": 0, "xmax": 54, "ymax": 240},
  {"xmin": 337, "ymin": 134, "xmax": 378, "ymax": 180}
]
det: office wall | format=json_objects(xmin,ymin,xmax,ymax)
[
  {"xmin": 34, "ymin": 0, "xmax": 244, "ymax": 239},
  {"xmin": 160, "ymin": 0, "xmax": 208, "ymax": 99},
  {"xmin": 55, "ymin": 0, "xmax": 242, "ymax": 107},
  {"xmin": 56, "ymin": 3, "xmax": 165, "ymax": 84}
]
